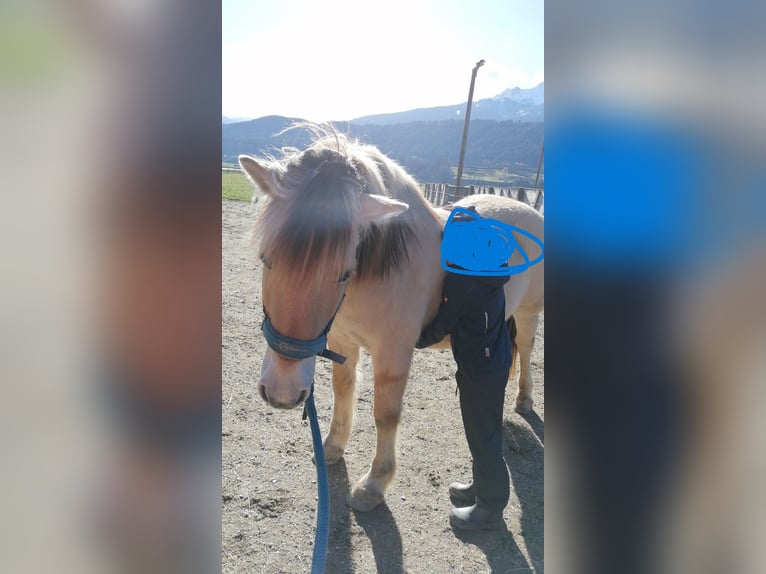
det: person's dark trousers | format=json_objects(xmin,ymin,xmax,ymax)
[{"xmin": 456, "ymin": 368, "xmax": 510, "ymax": 512}]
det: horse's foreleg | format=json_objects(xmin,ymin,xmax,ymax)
[
  {"xmin": 349, "ymin": 367, "xmax": 408, "ymax": 512},
  {"xmin": 323, "ymin": 336, "xmax": 360, "ymax": 464},
  {"xmin": 514, "ymin": 309, "xmax": 540, "ymax": 414}
]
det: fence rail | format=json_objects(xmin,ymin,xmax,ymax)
[{"xmin": 223, "ymin": 167, "xmax": 544, "ymax": 212}]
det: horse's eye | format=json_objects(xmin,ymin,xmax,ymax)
[
  {"xmin": 260, "ymin": 253, "xmax": 272, "ymax": 270},
  {"xmin": 338, "ymin": 270, "xmax": 353, "ymax": 284}
]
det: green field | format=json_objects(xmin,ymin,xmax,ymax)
[
  {"xmin": 450, "ymin": 166, "xmax": 542, "ymax": 188},
  {"xmin": 222, "ymin": 171, "xmax": 253, "ymax": 202}
]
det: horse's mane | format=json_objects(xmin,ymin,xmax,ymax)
[{"xmin": 255, "ymin": 123, "xmax": 440, "ymax": 283}]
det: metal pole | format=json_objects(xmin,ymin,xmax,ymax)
[{"xmin": 455, "ymin": 59, "xmax": 484, "ymax": 189}]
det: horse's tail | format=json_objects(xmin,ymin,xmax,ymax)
[{"xmin": 507, "ymin": 315, "xmax": 518, "ymax": 380}]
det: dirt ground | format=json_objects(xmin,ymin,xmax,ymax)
[{"xmin": 222, "ymin": 199, "xmax": 544, "ymax": 573}]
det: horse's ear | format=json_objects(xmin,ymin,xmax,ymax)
[
  {"xmin": 238, "ymin": 155, "xmax": 281, "ymax": 196},
  {"xmin": 359, "ymin": 193, "xmax": 409, "ymax": 223}
]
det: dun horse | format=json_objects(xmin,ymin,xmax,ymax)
[{"xmin": 240, "ymin": 127, "xmax": 543, "ymax": 511}]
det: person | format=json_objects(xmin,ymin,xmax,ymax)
[{"xmin": 415, "ymin": 213, "xmax": 513, "ymax": 531}]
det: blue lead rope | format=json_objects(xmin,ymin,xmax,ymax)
[
  {"xmin": 261, "ymin": 295, "xmax": 345, "ymax": 573},
  {"xmin": 303, "ymin": 386, "xmax": 330, "ymax": 574}
]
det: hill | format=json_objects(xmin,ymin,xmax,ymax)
[
  {"xmin": 222, "ymin": 114, "xmax": 252, "ymax": 124},
  {"xmin": 352, "ymin": 83, "xmax": 543, "ymax": 125},
  {"xmin": 223, "ymin": 117, "xmax": 543, "ymax": 187}
]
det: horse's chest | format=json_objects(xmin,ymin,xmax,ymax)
[{"xmin": 330, "ymin": 319, "xmax": 371, "ymax": 349}]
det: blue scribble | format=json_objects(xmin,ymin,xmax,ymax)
[{"xmin": 441, "ymin": 207, "xmax": 544, "ymax": 276}]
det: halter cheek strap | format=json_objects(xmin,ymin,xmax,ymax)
[{"xmin": 261, "ymin": 293, "xmax": 347, "ymax": 364}]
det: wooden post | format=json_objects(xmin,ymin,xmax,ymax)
[{"xmin": 534, "ymin": 142, "xmax": 544, "ymax": 194}]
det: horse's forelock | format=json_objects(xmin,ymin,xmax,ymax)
[
  {"xmin": 256, "ymin": 149, "xmax": 361, "ymax": 284},
  {"xmin": 255, "ymin": 125, "xmax": 435, "ymax": 283}
]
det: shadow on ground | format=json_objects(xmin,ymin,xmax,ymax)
[
  {"xmin": 450, "ymin": 411, "xmax": 545, "ymax": 573},
  {"xmin": 324, "ymin": 460, "xmax": 404, "ymax": 574},
  {"xmin": 353, "ymin": 503, "xmax": 403, "ymax": 574},
  {"xmin": 452, "ymin": 521, "xmax": 532, "ymax": 573},
  {"xmin": 454, "ymin": 412, "xmax": 545, "ymax": 574},
  {"xmin": 321, "ymin": 414, "xmax": 543, "ymax": 573},
  {"xmin": 504, "ymin": 413, "xmax": 545, "ymax": 572},
  {"xmin": 324, "ymin": 460, "xmax": 353, "ymax": 573}
]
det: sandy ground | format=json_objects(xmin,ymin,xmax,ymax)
[{"xmin": 222, "ymin": 199, "xmax": 544, "ymax": 573}]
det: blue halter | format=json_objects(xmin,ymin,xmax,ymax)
[{"xmin": 261, "ymin": 293, "xmax": 347, "ymax": 364}]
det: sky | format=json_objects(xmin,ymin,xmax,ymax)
[{"xmin": 222, "ymin": 0, "xmax": 543, "ymax": 122}]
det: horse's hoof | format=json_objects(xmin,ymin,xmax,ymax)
[
  {"xmin": 347, "ymin": 485, "xmax": 384, "ymax": 512},
  {"xmin": 515, "ymin": 396, "xmax": 533, "ymax": 414},
  {"xmin": 321, "ymin": 443, "xmax": 345, "ymax": 465},
  {"xmin": 312, "ymin": 450, "xmax": 344, "ymax": 466}
]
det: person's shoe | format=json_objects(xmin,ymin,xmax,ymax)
[
  {"xmin": 448, "ymin": 480, "xmax": 476, "ymax": 506},
  {"xmin": 449, "ymin": 504, "xmax": 504, "ymax": 531}
]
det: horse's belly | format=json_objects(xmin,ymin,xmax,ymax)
[{"xmin": 422, "ymin": 335, "xmax": 452, "ymax": 350}]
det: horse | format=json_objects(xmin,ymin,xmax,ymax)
[{"xmin": 239, "ymin": 126, "xmax": 544, "ymax": 511}]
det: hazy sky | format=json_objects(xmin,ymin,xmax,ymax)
[{"xmin": 223, "ymin": 0, "xmax": 543, "ymax": 121}]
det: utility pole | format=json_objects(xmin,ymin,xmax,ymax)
[{"xmin": 455, "ymin": 59, "xmax": 485, "ymax": 189}]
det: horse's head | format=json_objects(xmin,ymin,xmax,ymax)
[{"xmin": 239, "ymin": 136, "xmax": 408, "ymax": 408}]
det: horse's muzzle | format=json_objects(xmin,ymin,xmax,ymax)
[{"xmin": 258, "ymin": 383, "xmax": 308, "ymax": 409}]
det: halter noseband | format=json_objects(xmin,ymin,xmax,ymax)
[{"xmin": 261, "ymin": 292, "xmax": 347, "ymax": 364}]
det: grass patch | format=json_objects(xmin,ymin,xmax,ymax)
[
  {"xmin": 449, "ymin": 165, "xmax": 541, "ymax": 188},
  {"xmin": 222, "ymin": 171, "xmax": 253, "ymax": 202}
]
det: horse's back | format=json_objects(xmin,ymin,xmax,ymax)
[
  {"xmin": 453, "ymin": 195, "xmax": 544, "ymax": 315},
  {"xmin": 454, "ymin": 194, "xmax": 544, "ymax": 239}
]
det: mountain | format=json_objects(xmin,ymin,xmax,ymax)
[
  {"xmin": 352, "ymin": 83, "xmax": 544, "ymax": 125},
  {"xmin": 223, "ymin": 115, "xmax": 543, "ymax": 187},
  {"xmin": 222, "ymin": 115, "xmax": 327, "ymax": 161},
  {"xmin": 222, "ymin": 114, "xmax": 252, "ymax": 124},
  {"xmin": 222, "ymin": 85, "xmax": 545, "ymax": 186},
  {"xmin": 493, "ymin": 83, "xmax": 544, "ymax": 105}
]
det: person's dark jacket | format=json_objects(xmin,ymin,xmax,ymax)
[{"xmin": 416, "ymin": 271, "xmax": 512, "ymax": 375}]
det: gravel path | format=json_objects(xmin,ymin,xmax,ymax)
[{"xmin": 222, "ymin": 199, "xmax": 544, "ymax": 573}]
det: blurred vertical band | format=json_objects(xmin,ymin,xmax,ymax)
[
  {"xmin": 0, "ymin": 1, "xmax": 221, "ymax": 573},
  {"xmin": 546, "ymin": 1, "xmax": 766, "ymax": 573}
]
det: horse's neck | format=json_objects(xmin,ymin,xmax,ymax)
[
  {"xmin": 380, "ymin": 164, "xmax": 444, "ymax": 267},
  {"xmin": 391, "ymin": 177, "xmax": 444, "ymax": 234}
]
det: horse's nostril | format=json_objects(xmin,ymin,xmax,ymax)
[
  {"xmin": 295, "ymin": 389, "xmax": 308, "ymax": 406},
  {"xmin": 258, "ymin": 385, "xmax": 268, "ymax": 403}
]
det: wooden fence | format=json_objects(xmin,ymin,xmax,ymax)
[
  {"xmin": 421, "ymin": 183, "xmax": 544, "ymax": 212},
  {"xmin": 223, "ymin": 167, "xmax": 544, "ymax": 213}
]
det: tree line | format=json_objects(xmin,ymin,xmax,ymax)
[{"xmin": 222, "ymin": 117, "xmax": 543, "ymax": 186}]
